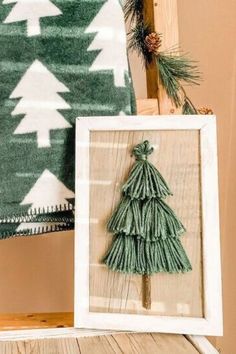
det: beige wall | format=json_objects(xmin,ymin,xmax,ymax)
[
  {"xmin": 0, "ymin": 232, "xmax": 74, "ymax": 313},
  {"xmin": 178, "ymin": 1, "xmax": 236, "ymax": 353},
  {"xmin": 0, "ymin": 1, "xmax": 235, "ymax": 353}
]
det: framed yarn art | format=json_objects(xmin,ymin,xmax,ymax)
[{"xmin": 74, "ymin": 115, "xmax": 223, "ymax": 335}]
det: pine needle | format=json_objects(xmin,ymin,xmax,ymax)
[
  {"xmin": 123, "ymin": 0, "xmax": 201, "ymax": 109},
  {"xmin": 128, "ymin": 23, "xmax": 153, "ymax": 65},
  {"xmin": 157, "ymin": 53, "xmax": 200, "ymax": 107},
  {"xmin": 124, "ymin": 0, "xmax": 144, "ymax": 22},
  {"xmin": 182, "ymin": 97, "xmax": 198, "ymax": 115}
]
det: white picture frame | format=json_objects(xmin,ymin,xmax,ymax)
[{"xmin": 74, "ymin": 115, "xmax": 223, "ymax": 336}]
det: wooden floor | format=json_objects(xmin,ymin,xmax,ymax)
[{"xmin": 0, "ymin": 333, "xmax": 200, "ymax": 354}]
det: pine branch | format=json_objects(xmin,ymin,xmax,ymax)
[
  {"xmin": 124, "ymin": 0, "xmax": 144, "ymax": 22},
  {"xmin": 128, "ymin": 23, "xmax": 153, "ymax": 65},
  {"xmin": 182, "ymin": 96, "xmax": 198, "ymax": 115},
  {"xmin": 157, "ymin": 53, "xmax": 200, "ymax": 107},
  {"xmin": 124, "ymin": 0, "xmax": 201, "ymax": 109}
]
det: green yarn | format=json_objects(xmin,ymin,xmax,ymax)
[
  {"xmin": 103, "ymin": 235, "xmax": 192, "ymax": 275},
  {"xmin": 142, "ymin": 199, "xmax": 186, "ymax": 241},
  {"xmin": 107, "ymin": 197, "xmax": 142, "ymax": 236},
  {"xmin": 122, "ymin": 141, "xmax": 172, "ymax": 199},
  {"xmin": 103, "ymin": 140, "xmax": 192, "ymax": 274}
]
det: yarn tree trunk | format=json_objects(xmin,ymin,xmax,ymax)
[{"xmin": 103, "ymin": 140, "xmax": 192, "ymax": 309}]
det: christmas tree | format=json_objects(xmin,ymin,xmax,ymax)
[
  {"xmin": 103, "ymin": 140, "xmax": 192, "ymax": 309},
  {"xmin": 19, "ymin": 169, "xmax": 75, "ymax": 210},
  {"xmin": 10, "ymin": 60, "xmax": 71, "ymax": 148},
  {"xmin": 85, "ymin": 0, "xmax": 128, "ymax": 87},
  {"xmin": 16, "ymin": 169, "xmax": 74, "ymax": 232},
  {"xmin": 3, "ymin": 0, "xmax": 62, "ymax": 37}
]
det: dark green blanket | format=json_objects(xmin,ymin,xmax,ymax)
[{"xmin": 0, "ymin": 0, "xmax": 136, "ymax": 238}]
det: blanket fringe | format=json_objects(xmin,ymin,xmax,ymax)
[
  {"xmin": 0, "ymin": 203, "xmax": 74, "ymax": 224},
  {"xmin": 0, "ymin": 222, "xmax": 74, "ymax": 240}
]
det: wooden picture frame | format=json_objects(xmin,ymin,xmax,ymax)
[{"xmin": 74, "ymin": 115, "xmax": 223, "ymax": 336}]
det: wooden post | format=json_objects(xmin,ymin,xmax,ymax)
[
  {"xmin": 143, "ymin": 0, "xmax": 159, "ymax": 102},
  {"xmin": 145, "ymin": 0, "xmax": 181, "ymax": 115}
]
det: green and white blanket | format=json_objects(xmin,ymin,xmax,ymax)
[{"xmin": 0, "ymin": 0, "xmax": 135, "ymax": 239}]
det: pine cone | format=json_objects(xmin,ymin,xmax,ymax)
[
  {"xmin": 144, "ymin": 32, "xmax": 162, "ymax": 53},
  {"xmin": 198, "ymin": 107, "xmax": 214, "ymax": 115}
]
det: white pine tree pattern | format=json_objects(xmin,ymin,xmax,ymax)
[
  {"xmin": 20, "ymin": 169, "xmax": 75, "ymax": 210},
  {"xmin": 85, "ymin": 0, "xmax": 128, "ymax": 87},
  {"xmin": 3, "ymin": 0, "xmax": 62, "ymax": 37},
  {"xmin": 16, "ymin": 169, "xmax": 74, "ymax": 231},
  {"xmin": 10, "ymin": 59, "xmax": 72, "ymax": 148}
]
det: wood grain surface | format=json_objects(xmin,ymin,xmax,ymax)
[
  {"xmin": 143, "ymin": 0, "xmax": 159, "ymax": 100},
  {"xmin": 0, "ymin": 333, "xmax": 200, "ymax": 354},
  {"xmin": 89, "ymin": 129, "xmax": 203, "ymax": 317},
  {"xmin": 154, "ymin": 0, "xmax": 179, "ymax": 51},
  {"xmin": 145, "ymin": 0, "xmax": 182, "ymax": 115},
  {"xmin": 155, "ymin": 0, "xmax": 182, "ymax": 115},
  {"xmin": 0, "ymin": 313, "xmax": 73, "ymax": 331}
]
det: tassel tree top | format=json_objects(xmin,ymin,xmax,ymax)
[{"xmin": 122, "ymin": 140, "xmax": 172, "ymax": 200}]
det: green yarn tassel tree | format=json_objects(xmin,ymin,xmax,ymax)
[{"xmin": 103, "ymin": 140, "xmax": 192, "ymax": 309}]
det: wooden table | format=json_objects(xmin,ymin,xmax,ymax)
[
  {"xmin": 0, "ymin": 333, "xmax": 200, "ymax": 354},
  {"xmin": 0, "ymin": 313, "xmax": 218, "ymax": 353}
]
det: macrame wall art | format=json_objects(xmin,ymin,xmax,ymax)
[{"xmin": 103, "ymin": 141, "xmax": 192, "ymax": 309}]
